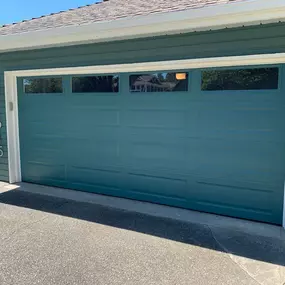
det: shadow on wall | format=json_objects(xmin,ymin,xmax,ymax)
[{"xmin": 0, "ymin": 186, "xmax": 284, "ymax": 266}]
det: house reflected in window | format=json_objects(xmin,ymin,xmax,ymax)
[{"xmin": 129, "ymin": 72, "xmax": 188, "ymax": 93}]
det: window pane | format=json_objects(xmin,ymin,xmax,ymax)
[
  {"xmin": 129, "ymin": 72, "xmax": 188, "ymax": 93},
  {"xmin": 201, "ymin": 68, "xmax": 279, "ymax": 91},
  {"xmin": 72, "ymin": 76, "xmax": 119, "ymax": 93},
  {"xmin": 24, "ymin": 78, "xmax": 63, "ymax": 93}
]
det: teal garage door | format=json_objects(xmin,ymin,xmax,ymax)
[{"xmin": 18, "ymin": 67, "xmax": 285, "ymax": 224}]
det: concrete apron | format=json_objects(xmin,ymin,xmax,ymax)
[
  {"xmin": 2, "ymin": 182, "xmax": 283, "ymax": 239},
  {"xmin": 0, "ymin": 182, "xmax": 284, "ymax": 285}
]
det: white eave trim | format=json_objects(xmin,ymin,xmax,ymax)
[{"xmin": 1, "ymin": 0, "xmax": 285, "ymax": 53}]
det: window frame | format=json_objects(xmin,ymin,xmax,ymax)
[
  {"xmin": 23, "ymin": 76, "xmax": 64, "ymax": 94},
  {"xmin": 199, "ymin": 65, "xmax": 281, "ymax": 94}
]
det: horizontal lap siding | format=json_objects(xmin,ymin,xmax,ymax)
[
  {"xmin": 0, "ymin": 22, "xmax": 285, "ymax": 182},
  {"xmin": 0, "ymin": 70, "xmax": 9, "ymax": 182},
  {"xmin": 3, "ymin": 23, "xmax": 285, "ymax": 68}
]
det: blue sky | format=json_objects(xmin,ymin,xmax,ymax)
[{"xmin": 1, "ymin": 1, "xmax": 97, "ymax": 25}]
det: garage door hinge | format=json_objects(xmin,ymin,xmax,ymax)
[{"xmin": 9, "ymin": 102, "xmax": 13, "ymax": 111}]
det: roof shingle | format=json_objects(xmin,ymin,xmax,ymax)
[{"xmin": 0, "ymin": 0, "xmax": 242, "ymax": 36}]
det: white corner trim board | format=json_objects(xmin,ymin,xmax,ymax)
[
  {"xmin": 1, "ymin": 0, "xmax": 285, "ymax": 52},
  {"xmin": 4, "ymin": 74, "xmax": 21, "ymax": 184},
  {"xmin": 5, "ymin": 53, "xmax": 285, "ymax": 228}
]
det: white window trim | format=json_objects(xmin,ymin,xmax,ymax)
[{"xmin": 5, "ymin": 52, "xmax": 285, "ymax": 228}]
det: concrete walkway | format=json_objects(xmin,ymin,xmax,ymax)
[{"xmin": 0, "ymin": 183, "xmax": 284, "ymax": 285}]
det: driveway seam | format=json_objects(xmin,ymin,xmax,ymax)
[{"xmin": 207, "ymin": 225, "xmax": 263, "ymax": 285}]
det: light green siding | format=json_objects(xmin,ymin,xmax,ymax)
[
  {"xmin": 1, "ymin": 23, "xmax": 285, "ymax": 222},
  {"xmin": 0, "ymin": 69, "xmax": 9, "ymax": 182}
]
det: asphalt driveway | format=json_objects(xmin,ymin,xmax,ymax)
[{"xmin": 0, "ymin": 187, "xmax": 284, "ymax": 285}]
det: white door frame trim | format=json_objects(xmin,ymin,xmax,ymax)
[{"xmin": 5, "ymin": 52, "xmax": 285, "ymax": 228}]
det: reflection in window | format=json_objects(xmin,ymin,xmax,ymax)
[
  {"xmin": 129, "ymin": 72, "xmax": 189, "ymax": 93},
  {"xmin": 201, "ymin": 68, "xmax": 279, "ymax": 91},
  {"xmin": 24, "ymin": 78, "xmax": 63, "ymax": 93},
  {"xmin": 72, "ymin": 75, "xmax": 119, "ymax": 93}
]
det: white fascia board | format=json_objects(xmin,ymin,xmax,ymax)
[{"xmin": 0, "ymin": 0, "xmax": 285, "ymax": 53}]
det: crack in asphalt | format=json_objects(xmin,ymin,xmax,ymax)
[
  {"xmin": 1, "ymin": 197, "xmax": 283, "ymax": 285},
  {"xmin": 207, "ymin": 225, "xmax": 263, "ymax": 285}
]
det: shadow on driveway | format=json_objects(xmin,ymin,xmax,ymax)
[{"xmin": 0, "ymin": 188, "xmax": 284, "ymax": 267}]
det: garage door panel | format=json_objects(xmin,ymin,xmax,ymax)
[
  {"xmin": 125, "ymin": 172, "xmax": 188, "ymax": 199},
  {"xmin": 127, "ymin": 129, "xmax": 187, "ymax": 148},
  {"xmin": 22, "ymin": 162, "xmax": 66, "ymax": 181},
  {"xmin": 193, "ymin": 199, "xmax": 274, "ymax": 221},
  {"xmin": 198, "ymin": 111, "xmax": 275, "ymax": 136},
  {"xmin": 126, "ymin": 133, "xmax": 189, "ymax": 171},
  {"xmin": 188, "ymin": 174, "xmax": 283, "ymax": 219},
  {"xmin": 189, "ymin": 165, "xmax": 284, "ymax": 207},
  {"xmin": 129, "ymin": 142, "xmax": 185, "ymax": 160},
  {"xmin": 68, "ymin": 94, "xmax": 120, "ymax": 107},
  {"xmin": 19, "ymin": 94, "xmax": 64, "ymax": 102},
  {"xmin": 128, "ymin": 141, "xmax": 186, "ymax": 169},
  {"xmin": 20, "ymin": 113, "xmax": 66, "ymax": 123},
  {"xmin": 197, "ymin": 103, "xmax": 285, "ymax": 141},
  {"xmin": 191, "ymin": 139, "xmax": 285, "ymax": 170},
  {"xmin": 21, "ymin": 148, "xmax": 64, "ymax": 165},
  {"xmin": 66, "ymin": 166, "xmax": 123, "ymax": 190},
  {"xmin": 126, "ymin": 110, "xmax": 187, "ymax": 129},
  {"xmin": 127, "ymin": 93, "xmax": 189, "ymax": 106},
  {"xmin": 196, "ymin": 176, "xmax": 278, "ymax": 194},
  {"xmin": 19, "ymin": 100, "xmax": 65, "ymax": 119},
  {"xmin": 193, "ymin": 198, "xmax": 273, "ymax": 216},
  {"xmin": 66, "ymin": 110, "xmax": 121, "ymax": 128},
  {"xmin": 68, "ymin": 147, "xmax": 122, "ymax": 170},
  {"xmin": 19, "ymin": 97, "xmax": 64, "ymax": 115},
  {"xmin": 65, "ymin": 183, "xmax": 123, "ymax": 196},
  {"xmin": 23, "ymin": 176, "xmax": 68, "ymax": 189},
  {"xmin": 188, "ymin": 164, "xmax": 285, "ymax": 197},
  {"xmin": 68, "ymin": 139, "xmax": 120, "ymax": 161},
  {"xmin": 21, "ymin": 136, "xmax": 66, "ymax": 150},
  {"xmin": 69, "ymin": 157, "xmax": 122, "ymax": 171},
  {"xmin": 65, "ymin": 126, "xmax": 121, "ymax": 140},
  {"xmin": 20, "ymin": 122, "xmax": 66, "ymax": 136},
  {"xmin": 127, "ymin": 128, "xmax": 187, "ymax": 144},
  {"xmin": 191, "ymin": 183, "xmax": 276, "ymax": 210},
  {"xmin": 199, "ymin": 91, "xmax": 284, "ymax": 103}
]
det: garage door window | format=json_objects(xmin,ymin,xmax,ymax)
[
  {"xmin": 129, "ymin": 72, "xmax": 189, "ymax": 92},
  {"xmin": 201, "ymin": 67, "xmax": 279, "ymax": 91},
  {"xmin": 24, "ymin": 78, "xmax": 63, "ymax": 93},
  {"xmin": 72, "ymin": 75, "xmax": 119, "ymax": 93}
]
